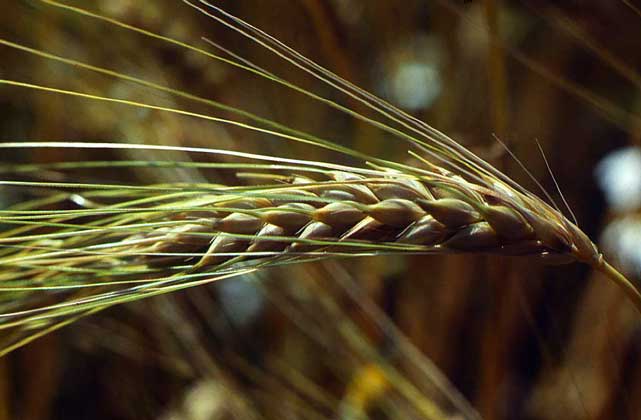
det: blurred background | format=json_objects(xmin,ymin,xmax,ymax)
[{"xmin": 1, "ymin": 0, "xmax": 641, "ymax": 419}]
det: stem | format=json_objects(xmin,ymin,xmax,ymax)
[{"xmin": 596, "ymin": 259, "xmax": 641, "ymax": 314}]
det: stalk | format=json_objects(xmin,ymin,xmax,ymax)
[{"xmin": 596, "ymin": 259, "xmax": 641, "ymax": 314}]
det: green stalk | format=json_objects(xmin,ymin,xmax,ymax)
[{"xmin": 596, "ymin": 259, "xmax": 641, "ymax": 314}]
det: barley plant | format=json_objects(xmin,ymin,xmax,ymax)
[{"xmin": 1, "ymin": 1, "xmax": 641, "ymax": 419}]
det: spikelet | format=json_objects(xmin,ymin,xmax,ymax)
[{"xmin": 122, "ymin": 170, "xmax": 600, "ymax": 269}]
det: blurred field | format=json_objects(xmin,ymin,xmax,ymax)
[{"xmin": 1, "ymin": 1, "xmax": 641, "ymax": 419}]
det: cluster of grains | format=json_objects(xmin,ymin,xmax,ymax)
[{"xmin": 136, "ymin": 169, "xmax": 596, "ymax": 270}]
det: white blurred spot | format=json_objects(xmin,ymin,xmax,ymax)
[
  {"xmin": 218, "ymin": 276, "xmax": 264, "ymax": 327},
  {"xmin": 69, "ymin": 194, "xmax": 90, "ymax": 208},
  {"xmin": 390, "ymin": 62, "xmax": 441, "ymax": 111},
  {"xmin": 184, "ymin": 381, "xmax": 223, "ymax": 420},
  {"xmin": 161, "ymin": 380, "xmax": 224, "ymax": 420},
  {"xmin": 602, "ymin": 217, "xmax": 641, "ymax": 277},
  {"xmin": 378, "ymin": 35, "xmax": 444, "ymax": 112},
  {"xmin": 596, "ymin": 146, "xmax": 641, "ymax": 212}
]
